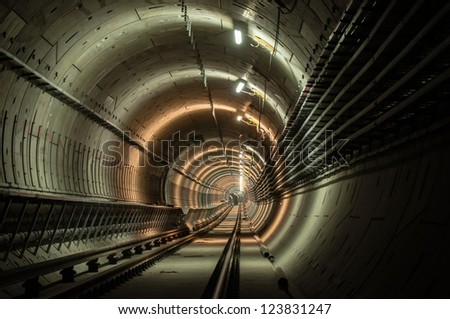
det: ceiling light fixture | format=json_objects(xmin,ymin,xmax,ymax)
[
  {"xmin": 235, "ymin": 80, "xmax": 245, "ymax": 93},
  {"xmin": 234, "ymin": 29, "xmax": 242, "ymax": 44}
]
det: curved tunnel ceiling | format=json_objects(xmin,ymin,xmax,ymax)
[
  {"xmin": 0, "ymin": 0, "xmax": 344, "ymax": 207},
  {"xmin": 70, "ymin": 0, "xmax": 335, "ymax": 195},
  {"xmin": 52, "ymin": 0, "xmax": 324, "ymax": 139}
]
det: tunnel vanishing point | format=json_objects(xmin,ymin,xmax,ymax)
[{"xmin": 0, "ymin": 0, "xmax": 449, "ymax": 299}]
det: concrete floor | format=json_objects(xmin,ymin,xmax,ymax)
[{"xmin": 102, "ymin": 208, "xmax": 287, "ymax": 298}]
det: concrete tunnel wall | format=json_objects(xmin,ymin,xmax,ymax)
[
  {"xmin": 1, "ymin": 0, "xmax": 292, "ymax": 209},
  {"xmin": 260, "ymin": 127, "xmax": 450, "ymax": 298},
  {"xmin": 1, "ymin": 0, "xmax": 450, "ymax": 299},
  {"xmin": 0, "ymin": 64, "xmax": 164, "ymax": 203},
  {"xmin": 0, "ymin": 0, "xmax": 346, "ymax": 206}
]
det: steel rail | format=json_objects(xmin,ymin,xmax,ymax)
[
  {"xmin": 0, "ymin": 228, "xmax": 185, "ymax": 289},
  {"xmin": 46, "ymin": 205, "xmax": 233, "ymax": 298},
  {"xmin": 45, "ymin": 231, "xmax": 199, "ymax": 298},
  {"xmin": 202, "ymin": 206, "xmax": 241, "ymax": 298},
  {"xmin": 0, "ymin": 205, "xmax": 233, "ymax": 298}
]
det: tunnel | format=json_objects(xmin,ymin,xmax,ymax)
[{"xmin": 0, "ymin": 0, "xmax": 449, "ymax": 299}]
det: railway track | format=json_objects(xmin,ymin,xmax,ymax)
[
  {"xmin": 0, "ymin": 205, "xmax": 235, "ymax": 298},
  {"xmin": 97, "ymin": 205, "xmax": 291, "ymax": 299},
  {"xmin": 1, "ymin": 204, "xmax": 290, "ymax": 299}
]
